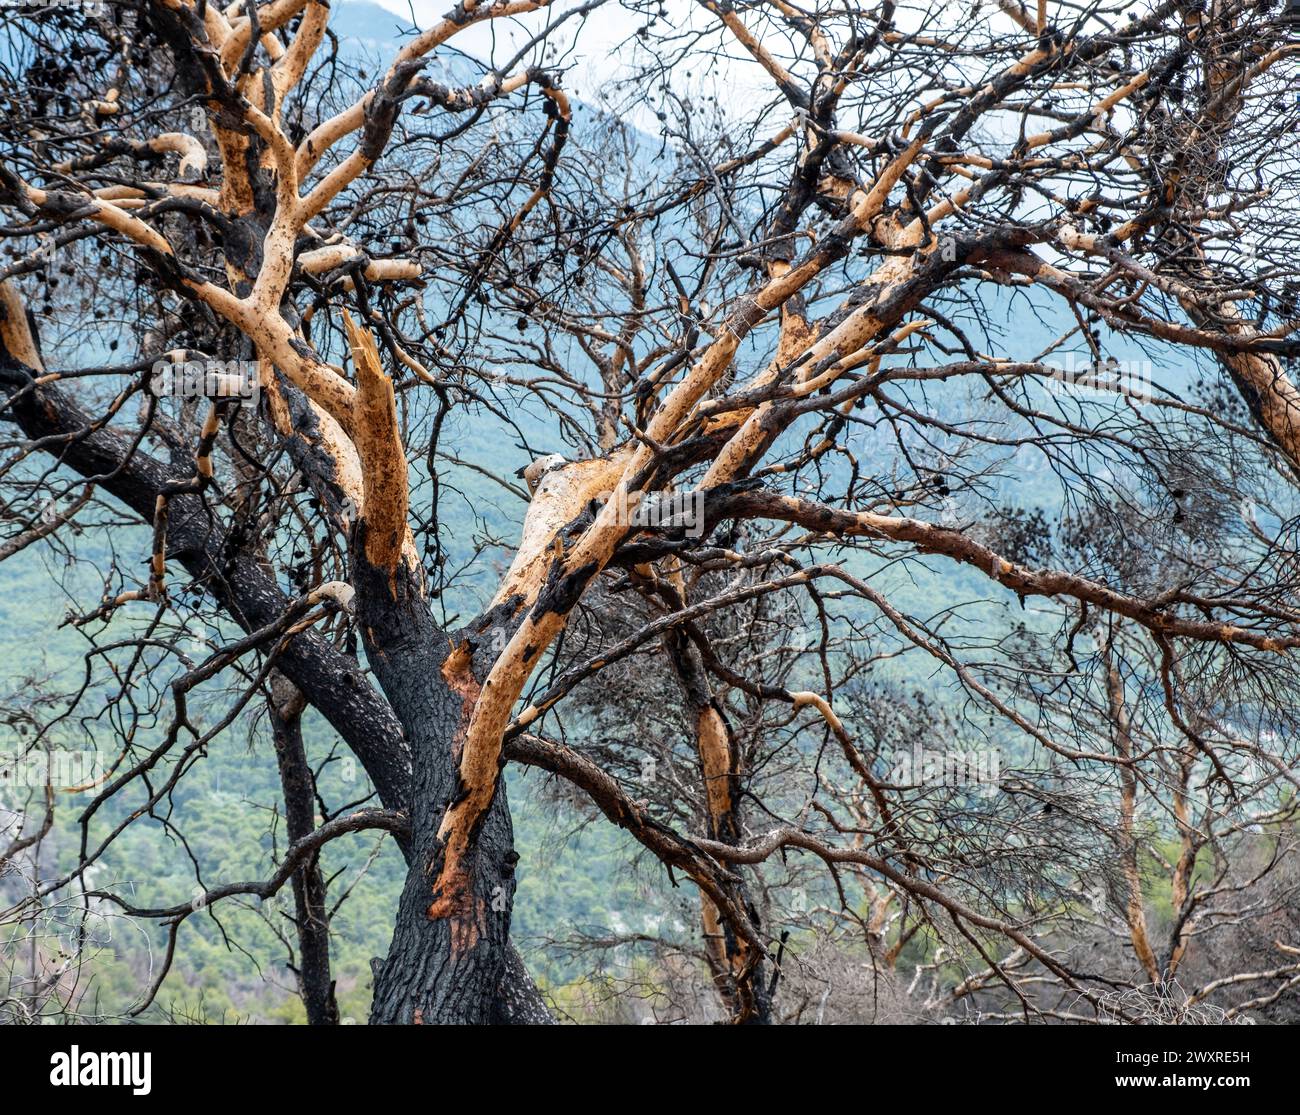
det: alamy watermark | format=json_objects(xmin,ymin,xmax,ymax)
[
  {"xmin": 597, "ymin": 487, "xmax": 706, "ymax": 539},
  {"xmin": 1044, "ymin": 352, "xmax": 1153, "ymax": 403},
  {"xmin": 3, "ymin": 0, "xmax": 110, "ymax": 14},
  {"xmin": 888, "ymin": 741, "xmax": 1001, "ymax": 797},
  {"xmin": 149, "ymin": 359, "xmax": 260, "ymax": 406},
  {"xmin": 0, "ymin": 746, "xmax": 100, "ymax": 793},
  {"xmin": 49, "ymin": 1047, "xmax": 150, "ymax": 1096}
]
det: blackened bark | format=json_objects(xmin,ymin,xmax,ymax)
[
  {"xmin": 491, "ymin": 938, "xmax": 554, "ymax": 1025},
  {"xmin": 352, "ymin": 554, "xmax": 521, "ymax": 1025},
  {"xmin": 0, "ymin": 354, "xmax": 549, "ymax": 1023},
  {"xmin": 269, "ymin": 671, "xmax": 340, "ymax": 1026}
]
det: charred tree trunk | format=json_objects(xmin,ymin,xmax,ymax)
[
  {"xmin": 0, "ymin": 318, "xmax": 550, "ymax": 1024},
  {"xmin": 353, "ymin": 557, "xmax": 524, "ymax": 1025},
  {"xmin": 268, "ymin": 671, "xmax": 340, "ymax": 1026}
]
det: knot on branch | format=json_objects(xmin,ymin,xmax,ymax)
[{"xmin": 724, "ymin": 294, "xmax": 766, "ymax": 340}]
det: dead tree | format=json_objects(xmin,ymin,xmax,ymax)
[{"xmin": 2, "ymin": 0, "xmax": 1300, "ymax": 1023}]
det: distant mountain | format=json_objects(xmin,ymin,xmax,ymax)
[
  {"xmin": 331, "ymin": 0, "xmax": 415, "ymax": 54},
  {"xmin": 330, "ymin": 0, "xmax": 493, "ymax": 85}
]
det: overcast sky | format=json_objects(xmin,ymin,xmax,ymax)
[{"xmin": 368, "ymin": 0, "xmax": 773, "ymax": 121}]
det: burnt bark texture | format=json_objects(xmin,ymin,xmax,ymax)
[
  {"xmin": 352, "ymin": 552, "xmax": 521, "ymax": 1025},
  {"xmin": 269, "ymin": 671, "xmax": 340, "ymax": 1026},
  {"xmin": 0, "ymin": 344, "xmax": 546, "ymax": 1023}
]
